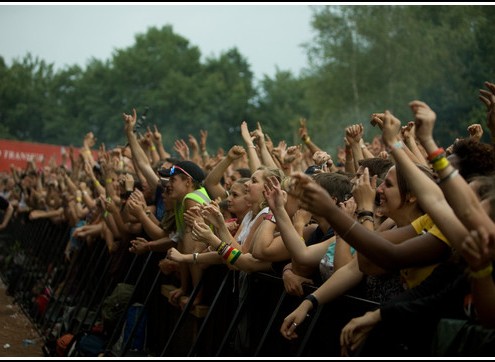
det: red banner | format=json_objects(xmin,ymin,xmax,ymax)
[{"xmin": 0, "ymin": 139, "xmax": 96, "ymax": 172}]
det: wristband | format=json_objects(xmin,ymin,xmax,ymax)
[
  {"xmin": 106, "ymin": 178, "xmax": 113, "ymax": 185},
  {"xmin": 432, "ymin": 157, "xmax": 450, "ymax": 172},
  {"xmin": 357, "ymin": 210, "xmax": 374, "ymax": 219},
  {"xmin": 469, "ymin": 264, "xmax": 493, "ymax": 279},
  {"xmin": 427, "ymin": 147, "xmax": 445, "ymax": 162},
  {"xmin": 437, "ymin": 169, "xmax": 459, "ymax": 185},
  {"xmin": 216, "ymin": 241, "xmax": 227, "ymax": 253},
  {"xmin": 282, "ymin": 267, "xmax": 293, "ymax": 275},
  {"xmin": 358, "ymin": 215, "xmax": 374, "ymax": 224},
  {"xmin": 304, "ymin": 294, "xmax": 319, "ymax": 310},
  {"xmin": 193, "ymin": 252, "xmax": 199, "ymax": 264},
  {"xmin": 150, "ymin": 145, "xmax": 156, "ymax": 151},
  {"xmin": 387, "ymin": 140, "xmax": 404, "ymax": 152}
]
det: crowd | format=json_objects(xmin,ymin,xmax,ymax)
[{"xmin": 1, "ymin": 81, "xmax": 495, "ymax": 356}]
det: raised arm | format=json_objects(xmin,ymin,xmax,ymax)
[
  {"xmin": 409, "ymin": 100, "xmax": 494, "ymax": 241},
  {"xmin": 152, "ymin": 124, "xmax": 171, "ymax": 160},
  {"xmin": 289, "ymin": 172, "xmax": 448, "ymax": 270},
  {"xmin": 379, "ymin": 106, "xmax": 470, "ymax": 252},
  {"xmin": 479, "ymin": 81, "xmax": 495, "ymax": 145},
  {"xmin": 299, "ymin": 118, "xmax": 322, "ymax": 155},
  {"xmin": 252, "ymin": 122, "xmax": 278, "ymax": 168},
  {"xmin": 123, "ymin": 109, "xmax": 160, "ymax": 191},
  {"xmin": 204, "ymin": 145, "xmax": 246, "ymax": 200},
  {"xmin": 263, "ymin": 176, "xmax": 331, "ymax": 265},
  {"xmin": 240, "ymin": 121, "xmax": 261, "ymax": 173}
]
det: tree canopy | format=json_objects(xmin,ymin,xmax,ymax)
[{"xmin": 1, "ymin": 6, "xmax": 494, "ymax": 157}]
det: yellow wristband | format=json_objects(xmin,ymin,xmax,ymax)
[
  {"xmin": 469, "ymin": 264, "xmax": 493, "ymax": 279},
  {"xmin": 150, "ymin": 145, "xmax": 156, "ymax": 151},
  {"xmin": 432, "ymin": 157, "xmax": 450, "ymax": 172},
  {"xmin": 106, "ymin": 178, "xmax": 113, "ymax": 184},
  {"xmin": 76, "ymin": 197, "xmax": 82, "ymax": 203},
  {"xmin": 304, "ymin": 136, "xmax": 311, "ymax": 144},
  {"xmin": 94, "ymin": 180, "xmax": 101, "ymax": 187}
]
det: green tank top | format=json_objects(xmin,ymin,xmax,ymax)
[{"xmin": 174, "ymin": 186, "xmax": 211, "ymax": 239}]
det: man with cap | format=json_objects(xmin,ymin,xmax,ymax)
[{"xmin": 163, "ymin": 160, "xmax": 211, "ymax": 307}]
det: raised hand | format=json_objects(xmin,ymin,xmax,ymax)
[
  {"xmin": 467, "ymin": 123, "xmax": 483, "ymax": 142},
  {"xmin": 345, "ymin": 124, "xmax": 364, "ymax": 145},
  {"xmin": 152, "ymin": 125, "xmax": 162, "ymax": 143},
  {"xmin": 351, "ymin": 167, "xmax": 377, "ymax": 213},
  {"xmin": 191, "ymin": 219, "xmax": 218, "ymax": 246},
  {"xmin": 288, "ymin": 172, "xmax": 336, "ymax": 217},
  {"xmin": 188, "ymin": 134, "xmax": 199, "ymax": 152},
  {"xmin": 227, "ymin": 145, "xmax": 246, "ymax": 161},
  {"xmin": 200, "ymin": 129, "xmax": 208, "ymax": 152},
  {"xmin": 381, "ymin": 110, "xmax": 402, "ymax": 148},
  {"xmin": 174, "ymin": 139, "xmax": 190, "ymax": 160},
  {"xmin": 298, "ymin": 118, "xmax": 309, "ymax": 142},
  {"xmin": 479, "ymin": 81, "xmax": 495, "ymax": 136},
  {"xmin": 200, "ymin": 202, "xmax": 225, "ymax": 230},
  {"xmin": 184, "ymin": 205, "xmax": 203, "ymax": 228},
  {"xmin": 241, "ymin": 121, "xmax": 255, "ymax": 145},
  {"xmin": 122, "ymin": 108, "xmax": 137, "ymax": 133},
  {"xmin": 409, "ymin": 100, "xmax": 436, "ymax": 144},
  {"xmin": 263, "ymin": 175, "xmax": 286, "ymax": 213}
]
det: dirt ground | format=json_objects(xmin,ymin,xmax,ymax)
[{"xmin": 0, "ymin": 279, "xmax": 44, "ymax": 357}]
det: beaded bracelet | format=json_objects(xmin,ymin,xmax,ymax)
[{"xmin": 469, "ymin": 264, "xmax": 493, "ymax": 279}]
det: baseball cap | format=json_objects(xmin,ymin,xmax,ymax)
[{"xmin": 158, "ymin": 160, "xmax": 205, "ymax": 183}]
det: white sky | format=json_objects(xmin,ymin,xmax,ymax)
[{"xmin": 0, "ymin": 3, "xmax": 318, "ymax": 82}]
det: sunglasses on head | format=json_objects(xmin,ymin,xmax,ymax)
[{"xmin": 170, "ymin": 165, "xmax": 193, "ymax": 180}]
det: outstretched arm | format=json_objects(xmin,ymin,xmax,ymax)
[
  {"xmin": 123, "ymin": 109, "xmax": 159, "ymax": 191},
  {"xmin": 204, "ymin": 145, "xmax": 246, "ymax": 200}
]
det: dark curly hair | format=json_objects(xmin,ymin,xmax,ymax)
[{"xmin": 450, "ymin": 139, "xmax": 495, "ymax": 179}]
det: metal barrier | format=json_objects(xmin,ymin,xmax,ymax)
[{"xmin": 0, "ymin": 217, "xmax": 384, "ymax": 357}]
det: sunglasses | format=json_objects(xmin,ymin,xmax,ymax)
[{"xmin": 170, "ymin": 165, "xmax": 194, "ymax": 180}]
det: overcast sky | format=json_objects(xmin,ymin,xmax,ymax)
[{"xmin": 0, "ymin": 3, "xmax": 318, "ymax": 82}]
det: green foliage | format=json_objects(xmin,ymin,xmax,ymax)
[
  {"xmin": 304, "ymin": 5, "xmax": 495, "ymax": 153},
  {"xmin": 0, "ymin": 7, "xmax": 493, "ymax": 159}
]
